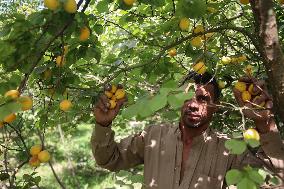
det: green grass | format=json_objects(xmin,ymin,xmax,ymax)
[
  {"xmin": 14, "ymin": 122, "xmax": 145, "ymax": 189},
  {"xmin": 17, "ymin": 124, "xmax": 117, "ymax": 188}
]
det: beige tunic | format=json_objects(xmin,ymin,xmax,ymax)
[{"xmin": 91, "ymin": 123, "xmax": 284, "ymax": 189}]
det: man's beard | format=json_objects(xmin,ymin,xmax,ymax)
[{"xmin": 182, "ymin": 114, "xmax": 210, "ymax": 128}]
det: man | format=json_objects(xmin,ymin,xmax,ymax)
[{"xmin": 91, "ymin": 72, "xmax": 284, "ymax": 189}]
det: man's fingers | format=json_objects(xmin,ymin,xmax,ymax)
[
  {"xmin": 96, "ymin": 98, "xmax": 109, "ymax": 113},
  {"xmin": 233, "ymin": 88, "xmax": 245, "ymax": 106},
  {"xmin": 114, "ymin": 96, "xmax": 128, "ymax": 112},
  {"xmin": 238, "ymin": 76, "xmax": 257, "ymax": 83},
  {"xmin": 100, "ymin": 94, "xmax": 109, "ymax": 106},
  {"xmin": 265, "ymin": 100, "xmax": 273, "ymax": 109}
]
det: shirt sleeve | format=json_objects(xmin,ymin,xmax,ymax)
[
  {"xmin": 258, "ymin": 129, "xmax": 284, "ymax": 178},
  {"xmin": 90, "ymin": 123, "xmax": 149, "ymax": 172},
  {"xmin": 232, "ymin": 128, "xmax": 284, "ymax": 180}
]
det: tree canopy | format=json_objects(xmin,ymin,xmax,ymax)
[{"xmin": 0, "ymin": 0, "xmax": 283, "ymax": 188}]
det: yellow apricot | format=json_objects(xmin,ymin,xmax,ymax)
[
  {"xmin": 193, "ymin": 25, "xmax": 204, "ymax": 34},
  {"xmin": 30, "ymin": 145, "xmax": 42, "ymax": 156},
  {"xmin": 179, "ymin": 18, "xmax": 191, "ymax": 31},
  {"xmin": 18, "ymin": 96, "xmax": 33, "ymax": 111},
  {"xmin": 105, "ymin": 91, "xmax": 113, "ymax": 98},
  {"xmin": 237, "ymin": 55, "xmax": 247, "ymax": 62},
  {"xmin": 56, "ymin": 56, "xmax": 65, "ymax": 67},
  {"xmin": 4, "ymin": 114, "xmax": 16, "ymax": 123},
  {"xmin": 243, "ymin": 128, "xmax": 260, "ymax": 141},
  {"xmin": 221, "ymin": 57, "xmax": 231, "ymax": 65},
  {"xmin": 64, "ymin": 0, "xmax": 77, "ymax": 13},
  {"xmin": 244, "ymin": 65, "xmax": 253, "ymax": 75},
  {"xmin": 218, "ymin": 81, "xmax": 226, "ymax": 89},
  {"xmin": 193, "ymin": 61, "xmax": 207, "ymax": 75},
  {"xmin": 44, "ymin": 0, "xmax": 59, "ymax": 10},
  {"xmin": 123, "ymin": 0, "xmax": 135, "ymax": 6},
  {"xmin": 201, "ymin": 32, "xmax": 214, "ymax": 40},
  {"xmin": 79, "ymin": 27, "xmax": 90, "ymax": 41},
  {"xmin": 234, "ymin": 82, "xmax": 247, "ymax": 92},
  {"xmin": 248, "ymin": 84, "xmax": 260, "ymax": 95},
  {"xmin": 38, "ymin": 150, "xmax": 51, "ymax": 163},
  {"xmin": 190, "ymin": 37, "xmax": 203, "ymax": 48},
  {"xmin": 63, "ymin": 45, "xmax": 69, "ymax": 55},
  {"xmin": 60, "ymin": 100, "xmax": 72, "ymax": 111},
  {"xmin": 109, "ymin": 100, "xmax": 117, "ymax": 109},
  {"xmin": 240, "ymin": 0, "xmax": 250, "ymax": 5},
  {"xmin": 29, "ymin": 156, "xmax": 41, "ymax": 167},
  {"xmin": 242, "ymin": 91, "xmax": 251, "ymax": 102},
  {"xmin": 115, "ymin": 89, "xmax": 126, "ymax": 100},
  {"xmin": 5, "ymin": 90, "xmax": 20, "ymax": 99},
  {"xmin": 110, "ymin": 85, "xmax": 117, "ymax": 94},
  {"xmin": 168, "ymin": 48, "xmax": 177, "ymax": 57}
]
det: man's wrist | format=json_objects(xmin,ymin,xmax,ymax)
[
  {"xmin": 254, "ymin": 117, "xmax": 276, "ymax": 134},
  {"xmin": 96, "ymin": 121, "xmax": 112, "ymax": 127}
]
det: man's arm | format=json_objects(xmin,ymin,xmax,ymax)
[
  {"xmin": 256, "ymin": 119, "xmax": 284, "ymax": 179},
  {"xmin": 91, "ymin": 92, "xmax": 147, "ymax": 171},
  {"xmin": 91, "ymin": 123, "xmax": 147, "ymax": 171},
  {"xmin": 232, "ymin": 77, "xmax": 284, "ymax": 180}
]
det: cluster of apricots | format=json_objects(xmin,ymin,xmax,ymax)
[
  {"xmin": 0, "ymin": 90, "xmax": 33, "ymax": 129},
  {"xmin": 104, "ymin": 84, "xmax": 126, "ymax": 109},
  {"xmin": 234, "ymin": 81, "xmax": 269, "ymax": 108},
  {"xmin": 29, "ymin": 145, "xmax": 51, "ymax": 167},
  {"xmin": 44, "ymin": 0, "xmax": 77, "ymax": 13}
]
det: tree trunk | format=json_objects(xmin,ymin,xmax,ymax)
[{"xmin": 250, "ymin": 0, "xmax": 284, "ymax": 123}]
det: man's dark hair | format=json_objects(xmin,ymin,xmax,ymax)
[{"xmin": 181, "ymin": 71, "xmax": 221, "ymax": 102}]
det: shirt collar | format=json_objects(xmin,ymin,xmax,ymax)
[{"xmin": 174, "ymin": 123, "xmax": 212, "ymax": 145}]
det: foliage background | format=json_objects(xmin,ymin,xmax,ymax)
[{"xmin": 0, "ymin": 0, "xmax": 284, "ymax": 188}]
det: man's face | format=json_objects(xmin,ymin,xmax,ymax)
[{"xmin": 181, "ymin": 84, "xmax": 217, "ymax": 128}]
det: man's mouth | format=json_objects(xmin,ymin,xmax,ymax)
[{"xmin": 185, "ymin": 112, "xmax": 200, "ymax": 120}]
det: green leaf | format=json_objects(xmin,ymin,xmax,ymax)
[
  {"xmin": 225, "ymin": 139, "xmax": 247, "ymax": 155},
  {"xmin": 139, "ymin": 0, "xmax": 165, "ymax": 7},
  {"xmin": 93, "ymin": 24, "xmax": 104, "ymax": 35},
  {"xmin": 161, "ymin": 80, "xmax": 179, "ymax": 88},
  {"xmin": 122, "ymin": 96, "xmax": 153, "ymax": 119},
  {"xmin": 97, "ymin": 0, "xmax": 109, "ymax": 13},
  {"xmin": 0, "ymin": 41, "xmax": 16, "ymax": 60},
  {"xmin": 0, "ymin": 101, "xmax": 22, "ymax": 120},
  {"xmin": 246, "ymin": 139, "xmax": 260, "ymax": 148},
  {"xmin": 122, "ymin": 103, "xmax": 139, "ymax": 119},
  {"xmin": 34, "ymin": 176, "xmax": 41, "ymax": 184},
  {"xmin": 257, "ymin": 169, "xmax": 268, "ymax": 180},
  {"xmin": 269, "ymin": 176, "xmax": 280, "ymax": 185},
  {"xmin": 225, "ymin": 169, "xmax": 243, "ymax": 185},
  {"xmin": 149, "ymin": 94, "xmax": 167, "ymax": 112},
  {"xmin": 232, "ymin": 132, "xmax": 243, "ymax": 139},
  {"xmin": 129, "ymin": 174, "xmax": 143, "ymax": 183},
  {"xmin": 168, "ymin": 91, "xmax": 194, "ymax": 110},
  {"xmin": 176, "ymin": 0, "xmax": 206, "ymax": 18},
  {"xmin": 23, "ymin": 174, "xmax": 31, "ymax": 181},
  {"xmin": 116, "ymin": 170, "xmax": 129, "ymax": 178},
  {"xmin": 138, "ymin": 99, "xmax": 152, "ymax": 118},
  {"xmin": 237, "ymin": 178, "xmax": 257, "ymax": 189},
  {"xmin": 248, "ymin": 170, "xmax": 264, "ymax": 184}
]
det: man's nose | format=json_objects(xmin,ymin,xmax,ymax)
[{"xmin": 187, "ymin": 99, "xmax": 199, "ymax": 112}]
